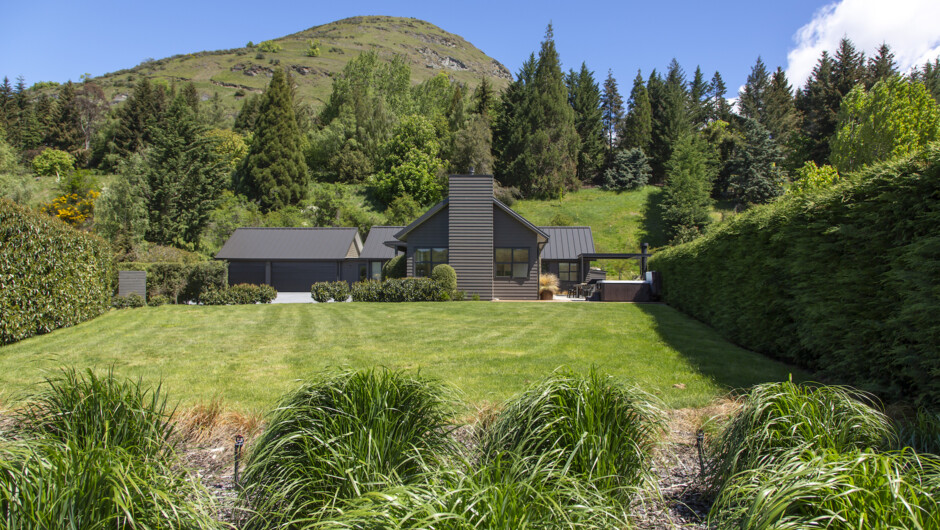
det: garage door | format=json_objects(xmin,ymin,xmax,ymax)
[
  {"xmin": 229, "ymin": 262, "xmax": 265, "ymax": 286},
  {"xmin": 271, "ymin": 262, "xmax": 338, "ymax": 292}
]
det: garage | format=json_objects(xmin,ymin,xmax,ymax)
[
  {"xmin": 228, "ymin": 261, "xmax": 265, "ymax": 286},
  {"xmin": 271, "ymin": 261, "xmax": 338, "ymax": 292}
]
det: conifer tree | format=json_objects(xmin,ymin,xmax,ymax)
[
  {"xmin": 765, "ymin": 67, "xmax": 798, "ymax": 144},
  {"xmin": 661, "ymin": 134, "xmax": 714, "ymax": 243},
  {"xmin": 233, "ymin": 93, "xmax": 261, "ymax": 133},
  {"xmin": 49, "ymin": 82, "xmax": 85, "ymax": 157},
  {"xmin": 110, "ymin": 78, "xmax": 168, "ymax": 158},
  {"xmin": 912, "ymin": 58, "xmax": 940, "ymax": 103},
  {"xmin": 649, "ymin": 60, "xmax": 691, "ymax": 183},
  {"xmin": 567, "ymin": 63, "xmax": 604, "ymax": 182},
  {"xmin": 833, "ymin": 37, "xmax": 866, "ymax": 97},
  {"xmin": 688, "ymin": 66, "xmax": 710, "ymax": 128},
  {"xmin": 493, "ymin": 54, "xmax": 535, "ymax": 189},
  {"xmin": 0, "ymin": 78, "xmax": 12, "ymax": 134},
  {"xmin": 600, "ymin": 69, "xmax": 624, "ymax": 165},
  {"xmin": 727, "ymin": 119, "xmax": 785, "ymax": 206},
  {"xmin": 866, "ymin": 43, "xmax": 898, "ymax": 88},
  {"xmin": 472, "ymin": 76, "xmax": 495, "ymax": 118},
  {"xmin": 144, "ymin": 95, "xmax": 228, "ymax": 245},
  {"xmin": 11, "ymin": 77, "xmax": 41, "ymax": 150},
  {"xmin": 708, "ymin": 71, "xmax": 732, "ymax": 122},
  {"xmin": 238, "ymin": 69, "xmax": 308, "ymax": 211},
  {"xmin": 738, "ymin": 57, "xmax": 770, "ymax": 123},
  {"xmin": 619, "ymin": 70, "xmax": 652, "ymax": 153},
  {"xmin": 181, "ymin": 82, "xmax": 200, "ymax": 114},
  {"xmin": 796, "ymin": 51, "xmax": 840, "ymax": 164}
]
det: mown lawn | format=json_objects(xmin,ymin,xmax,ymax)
[{"xmin": 0, "ymin": 303, "xmax": 803, "ymax": 413}]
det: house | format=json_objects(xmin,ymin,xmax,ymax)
[{"xmin": 215, "ymin": 174, "xmax": 599, "ymax": 299}]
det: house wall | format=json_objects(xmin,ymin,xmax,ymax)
[
  {"xmin": 449, "ymin": 175, "xmax": 495, "ymax": 300},
  {"xmin": 405, "ymin": 208, "xmax": 449, "ymax": 277},
  {"xmin": 493, "ymin": 206, "xmax": 538, "ymax": 300}
]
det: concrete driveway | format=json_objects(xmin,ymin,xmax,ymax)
[{"xmin": 272, "ymin": 292, "xmax": 316, "ymax": 304}]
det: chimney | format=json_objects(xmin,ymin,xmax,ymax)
[{"xmin": 448, "ymin": 175, "xmax": 495, "ymax": 300}]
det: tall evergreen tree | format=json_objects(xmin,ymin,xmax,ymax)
[
  {"xmin": 144, "ymin": 95, "xmax": 228, "ymax": 245},
  {"xmin": 567, "ymin": 63, "xmax": 604, "ymax": 183},
  {"xmin": 727, "ymin": 119, "xmax": 785, "ymax": 206},
  {"xmin": 181, "ymin": 82, "xmax": 200, "ymax": 114},
  {"xmin": 619, "ymin": 70, "xmax": 652, "ymax": 153},
  {"xmin": 238, "ymin": 69, "xmax": 308, "ymax": 211},
  {"xmin": 11, "ymin": 77, "xmax": 41, "ymax": 150},
  {"xmin": 738, "ymin": 57, "xmax": 771, "ymax": 123},
  {"xmin": 521, "ymin": 24, "xmax": 580, "ymax": 196},
  {"xmin": 472, "ymin": 76, "xmax": 495, "ymax": 118},
  {"xmin": 600, "ymin": 69, "xmax": 624, "ymax": 165},
  {"xmin": 912, "ymin": 58, "xmax": 940, "ymax": 103},
  {"xmin": 0, "ymin": 78, "xmax": 12, "ymax": 134},
  {"xmin": 649, "ymin": 60, "xmax": 691, "ymax": 183},
  {"xmin": 660, "ymin": 134, "xmax": 715, "ymax": 243},
  {"xmin": 49, "ymin": 82, "xmax": 85, "ymax": 157},
  {"xmin": 866, "ymin": 43, "xmax": 898, "ymax": 88},
  {"xmin": 796, "ymin": 51, "xmax": 840, "ymax": 164},
  {"xmin": 688, "ymin": 66, "xmax": 710, "ymax": 128},
  {"xmin": 708, "ymin": 71, "xmax": 732, "ymax": 122},
  {"xmin": 493, "ymin": 54, "xmax": 535, "ymax": 189},
  {"xmin": 833, "ymin": 37, "xmax": 866, "ymax": 98},
  {"xmin": 110, "ymin": 78, "xmax": 168, "ymax": 158},
  {"xmin": 765, "ymin": 67, "xmax": 798, "ymax": 144}
]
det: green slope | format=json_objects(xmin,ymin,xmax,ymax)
[{"xmin": 86, "ymin": 16, "xmax": 512, "ymax": 124}]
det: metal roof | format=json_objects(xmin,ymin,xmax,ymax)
[
  {"xmin": 538, "ymin": 226, "xmax": 596, "ymax": 260},
  {"xmin": 360, "ymin": 226, "xmax": 404, "ymax": 260},
  {"xmin": 215, "ymin": 227, "xmax": 361, "ymax": 261}
]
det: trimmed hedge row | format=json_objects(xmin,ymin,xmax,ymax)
[
  {"xmin": 117, "ymin": 261, "xmax": 227, "ymax": 303},
  {"xmin": 200, "ymin": 283, "xmax": 277, "ymax": 305},
  {"xmin": 311, "ymin": 281, "xmax": 350, "ymax": 303},
  {"xmin": 649, "ymin": 144, "xmax": 940, "ymax": 405},
  {"xmin": 351, "ymin": 278, "xmax": 449, "ymax": 302},
  {"xmin": 1, "ymin": 199, "xmax": 114, "ymax": 345}
]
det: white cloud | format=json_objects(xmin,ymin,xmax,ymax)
[{"xmin": 786, "ymin": 0, "xmax": 940, "ymax": 88}]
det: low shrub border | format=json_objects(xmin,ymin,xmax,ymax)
[
  {"xmin": 350, "ymin": 278, "xmax": 449, "ymax": 302},
  {"xmin": 117, "ymin": 261, "xmax": 227, "ymax": 304},
  {"xmin": 200, "ymin": 283, "xmax": 277, "ymax": 305},
  {"xmin": 311, "ymin": 281, "xmax": 350, "ymax": 303}
]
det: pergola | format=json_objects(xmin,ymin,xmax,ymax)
[{"xmin": 576, "ymin": 243, "xmax": 652, "ymax": 283}]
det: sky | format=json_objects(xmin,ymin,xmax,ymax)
[{"xmin": 2, "ymin": 0, "xmax": 939, "ymax": 97}]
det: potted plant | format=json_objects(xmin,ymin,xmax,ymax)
[{"xmin": 539, "ymin": 273, "xmax": 559, "ymax": 300}]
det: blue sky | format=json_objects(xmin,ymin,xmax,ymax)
[{"xmin": 2, "ymin": 0, "xmax": 939, "ymax": 96}]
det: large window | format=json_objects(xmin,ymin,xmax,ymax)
[
  {"xmin": 415, "ymin": 248, "xmax": 448, "ymax": 277},
  {"xmin": 559, "ymin": 262, "xmax": 578, "ymax": 282},
  {"xmin": 495, "ymin": 247, "xmax": 529, "ymax": 279}
]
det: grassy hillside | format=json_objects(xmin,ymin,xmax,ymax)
[
  {"xmin": 512, "ymin": 186, "xmax": 666, "ymax": 278},
  {"xmin": 0, "ymin": 303, "xmax": 802, "ymax": 412},
  {"xmin": 84, "ymin": 16, "xmax": 512, "ymax": 124}
]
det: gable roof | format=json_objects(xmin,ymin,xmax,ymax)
[
  {"xmin": 393, "ymin": 198, "xmax": 549, "ymax": 243},
  {"xmin": 360, "ymin": 226, "xmax": 404, "ymax": 260},
  {"xmin": 538, "ymin": 226, "xmax": 596, "ymax": 260},
  {"xmin": 215, "ymin": 227, "xmax": 361, "ymax": 261}
]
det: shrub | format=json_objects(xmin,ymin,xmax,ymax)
[
  {"xmin": 257, "ymin": 40, "xmax": 281, "ymax": 53},
  {"xmin": 118, "ymin": 261, "xmax": 227, "ymax": 303},
  {"xmin": 31, "ymin": 148, "xmax": 75, "ymax": 178},
  {"xmin": 538, "ymin": 273, "xmax": 559, "ymax": 295},
  {"xmin": 112, "ymin": 293, "xmax": 146, "ymax": 309},
  {"xmin": 482, "ymin": 368, "xmax": 665, "ymax": 497},
  {"xmin": 350, "ymin": 278, "xmax": 448, "ymax": 302},
  {"xmin": 148, "ymin": 294, "xmax": 170, "ymax": 306},
  {"xmin": 710, "ymin": 448, "xmax": 940, "ymax": 529},
  {"xmin": 238, "ymin": 369, "xmax": 455, "ymax": 528},
  {"xmin": 708, "ymin": 381, "xmax": 895, "ymax": 492},
  {"xmin": 1, "ymin": 199, "xmax": 114, "ymax": 345},
  {"xmin": 602, "ymin": 148, "xmax": 651, "ymax": 191},
  {"xmin": 310, "ymin": 280, "xmax": 350, "ymax": 303},
  {"xmin": 199, "ymin": 283, "xmax": 276, "ymax": 305},
  {"xmin": 649, "ymin": 143, "xmax": 940, "ymax": 405},
  {"xmin": 431, "ymin": 264, "xmax": 457, "ymax": 292},
  {"xmin": 382, "ymin": 254, "xmax": 406, "ymax": 279}
]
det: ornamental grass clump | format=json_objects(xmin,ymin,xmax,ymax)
[
  {"xmin": 238, "ymin": 369, "xmax": 456, "ymax": 528},
  {"xmin": 709, "ymin": 448, "xmax": 940, "ymax": 529},
  {"xmin": 481, "ymin": 368, "xmax": 665, "ymax": 498},
  {"xmin": 538, "ymin": 273, "xmax": 560, "ymax": 297},
  {"xmin": 707, "ymin": 380, "xmax": 895, "ymax": 492}
]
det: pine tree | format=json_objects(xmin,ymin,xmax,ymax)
[
  {"xmin": 738, "ymin": 57, "xmax": 770, "ymax": 123},
  {"xmin": 727, "ymin": 119, "xmax": 785, "ymax": 206},
  {"xmin": 866, "ymin": 43, "xmax": 897, "ymax": 88},
  {"xmin": 181, "ymin": 82, "xmax": 200, "ymax": 114},
  {"xmin": 912, "ymin": 58, "xmax": 940, "ymax": 103},
  {"xmin": 765, "ymin": 67, "xmax": 798, "ymax": 144},
  {"xmin": 600, "ymin": 69, "xmax": 624, "ymax": 165},
  {"xmin": 708, "ymin": 71, "xmax": 732, "ymax": 122},
  {"xmin": 661, "ymin": 134, "xmax": 714, "ymax": 243},
  {"xmin": 472, "ymin": 76, "xmax": 495, "ymax": 118},
  {"xmin": 49, "ymin": 82, "xmax": 85, "ymax": 157},
  {"xmin": 619, "ymin": 70, "xmax": 652, "ymax": 152},
  {"xmin": 144, "ymin": 95, "xmax": 228, "ymax": 245},
  {"xmin": 238, "ymin": 69, "xmax": 308, "ymax": 211},
  {"xmin": 0, "ymin": 78, "xmax": 12, "ymax": 134},
  {"xmin": 110, "ymin": 78, "xmax": 168, "ymax": 157},
  {"xmin": 11, "ymin": 77, "xmax": 42, "ymax": 150},
  {"xmin": 688, "ymin": 66, "xmax": 709, "ymax": 128},
  {"xmin": 796, "ymin": 51, "xmax": 840, "ymax": 164},
  {"xmin": 493, "ymin": 54, "xmax": 535, "ymax": 189},
  {"xmin": 567, "ymin": 62, "xmax": 604, "ymax": 183},
  {"xmin": 233, "ymin": 93, "xmax": 261, "ymax": 133},
  {"xmin": 649, "ymin": 60, "xmax": 691, "ymax": 183},
  {"xmin": 833, "ymin": 38, "xmax": 866, "ymax": 98},
  {"xmin": 522, "ymin": 24, "xmax": 580, "ymax": 196}
]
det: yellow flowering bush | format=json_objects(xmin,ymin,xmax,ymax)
[{"xmin": 41, "ymin": 190, "xmax": 100, "ymax": 227}]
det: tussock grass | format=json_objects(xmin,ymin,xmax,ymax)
[
  {"xmin": 482, "ymin": 368, "xmax": 666, "ymax": 497},
  {"xmin": 707, "ymin": 380, "xmax": 895, "ymax": 492},
  {"xmin": 709, "ymin": 448, "xmax": 940, "ymax": 529},
  {"xmin": 898, "ymin": 408, "xmax": 940, "ymax": 456},
  {"xmin": 0, "ymin": 440, "xmax": 220, "ymax": 529},
  {"xmin": 175, "ymin": 399, "xmax": 263, "ymax": 446},
  {"xmin": 17, "ymin": 367, "xmax": 174, "ymax": 457},
  {"xmin": 238, "ymin": 369, "xmax": 457, "ymax": 528}
]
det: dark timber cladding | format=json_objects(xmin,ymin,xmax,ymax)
[{"xmin": 449, "ymin": 175, "xmax": 494, "ymax": 300}]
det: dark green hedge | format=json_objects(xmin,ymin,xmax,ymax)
[
  {"xmin": 199, "ymin": 283, "xmax": 276, "ymax": 305},
  {"xmin": 351, "ymin": 278, "xmax": 448, "ymax": 302},
  {"xmin": 649, "ymin": 144, "xmax": 940, "ymax": 405},
  {"xmin": 382, "ymin": 254, "xmax": 406, "ymax": 279},
  {"xmin": 117, "ymin": 261, "xmax": 227, "ymax": 303},
  {"xmin": 1, "ymin": 199, "xmax": 114, "ymax": 345},
  {"xmin": 311, "ymin": 281, "xmax": 351, "ymax": 303}
]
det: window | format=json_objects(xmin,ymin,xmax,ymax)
[
  {"xmin": 370, "ymin": 261, "xmax": 382, "ymax": 280},
  {"xmin": 559, "ymin": 262, "xmax": 579, "ymax": 282},
  {"xmin": 415, "ymin": 247, "xmax": 448, "ymax": 277},
  {"xmin": 495, "ymin": 247, "xmax": 529, "ymax": 279}
]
